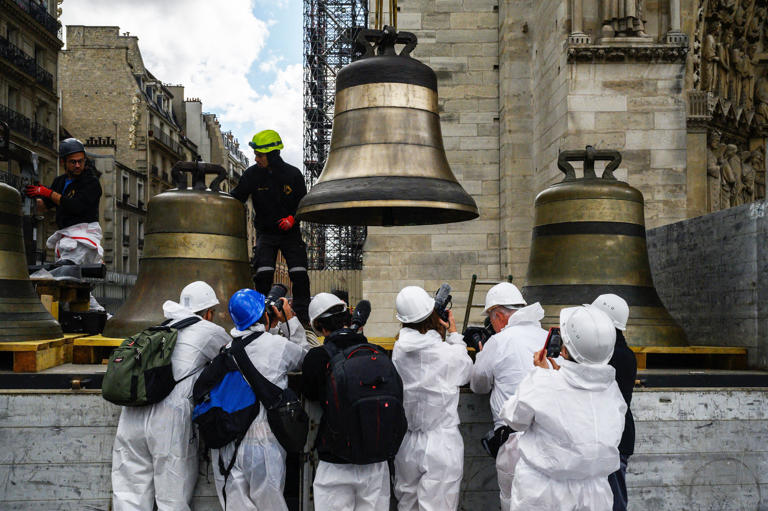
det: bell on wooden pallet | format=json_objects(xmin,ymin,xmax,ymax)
[
  {"xmin": 296, "ymin": 26, "xmax": 479, "ymax": 226},
  {"xmin": 103, "ymin": 162, "xmax": 252, "ymax": 338},
  {"xmin": 522, "ymin": 146, "xmax": 687, "ymax": 347},
  {"xmin": 0, "ymin": 182, "xmax": 62, "ymax": 341}
]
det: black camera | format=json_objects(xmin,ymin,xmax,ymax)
[
  {"xmin": 463, "ymin": 317, "xmax": 495, "ymax": 350},
  {"xmin": 545, "ymin": 327, "xmax": 562, "ymax": 358},
  {"xmin": 462, "ymin": 324, "xmax": 493, "ymax": 351},
  {"xmin": 265, "ymin": 283, "xmax": 288, "ymax": 314},
  {"xmin": 350, "ymin": 300, "xmax": 371, "ymax": 331},
  {"xmin": 434, "ymin": 283, "xmax": 452, "ymax": 322}
]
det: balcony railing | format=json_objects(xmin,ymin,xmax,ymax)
[
  {"xmin": 150, "ymin": 125, "xmax": 183, "ymax": 156},
  {"xmin": 0, "ymin": 169, "xmax": 24, "ymax": 191},
  {"xmin": 31, "ymin": 122, "xmax": 54, "ymax": 148},
  {"xmin": 12, "ymin": 0, "xmax": 61, "ymax": 37},
  {"xmin": 0, "ymin": 104, "xmax": 31, "ymax": 139},
  {"xmin": 0, "ymin": 36, "xmax": 55, "ymax": 90},
  {"xmin": 122, "ymin": 193, "xmax": 130, "ymax": 204}
]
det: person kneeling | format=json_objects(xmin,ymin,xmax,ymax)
[{"xmin": 500, "ymin": 305, "xmax": 627, "ymax": 511}]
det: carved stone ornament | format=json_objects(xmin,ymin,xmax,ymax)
[
  {"xmin": 692, "ymin": 0, "xmax": 768, "ymax": 131},
  {"xmin": 567, "ymin": 43, "xmax": 688, "ymax": 63}
]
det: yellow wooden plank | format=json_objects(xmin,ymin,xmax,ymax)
[
  {"xmin": 14, "ymin": 343, "xmax": 68, "ymax": 372},
  {"xmin": 0, "ymin": 337, "xmax": 67, "ymax": 352},
  {"xmin": 630, "ymin": 345, "xmax": 747, "ymax": 355},
  {"xmin": 74, "ymin": 335, "xmax": 125, "ymax": 347}
]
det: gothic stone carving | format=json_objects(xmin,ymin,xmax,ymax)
[
  {"xmin": 694, "ymin": 0, "xmax": 768, "ymax": 117},
  {"xmin": 705, "ymin": 129, "xmax": 766, "ymax": 212},
  {"xmin": 601, "ymin": 0, "xmax": 648, "ymax": 38}
]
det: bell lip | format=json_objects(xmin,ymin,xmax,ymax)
[{"xmin": 297, "ymin": 200, "xmax": 479, "ymax": 226}]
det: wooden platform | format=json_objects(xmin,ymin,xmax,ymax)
[
  {"xmin": 72, "ymin": 335, "xmax": 124, "ymax": 364},
  {"xmin": 0, "ymin": 334, "xmax": 83, "ymax": 372},
  {"xmin": 630, "ymin": 345, "xmax": 748, "ymax": 370}
]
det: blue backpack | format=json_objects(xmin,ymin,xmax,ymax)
[{"xmin": 192, "ymin": 332, "xmax": 262, "ymax": 450}]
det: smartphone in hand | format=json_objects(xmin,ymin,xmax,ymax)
[{"xmin": 544, "ymin": 327, "xmax": 562, "ymax": 358}]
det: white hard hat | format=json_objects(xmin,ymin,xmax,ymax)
[
  {"xmin": 560, "ymin": 305, "xmax": 616, "ymax": 365},
  {"xmin": 483, "ymin": 282, "xmax": 526, "ymax": 314},
  {"xmin": 309, "ymin": 292, "xmax": 347, "ymax": 329},
  {"xmin": 180, "ymin": 281, "xmax": 219, "ymax": 313},
  {"xmin": 395, "ymin": 286, "xmax": 435, "ymax": 323},
  {"xmin": 590, "ymin": 293, "xmax": 629, "ymax": 331}
]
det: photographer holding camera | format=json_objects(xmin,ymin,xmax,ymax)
[
  {"xmin": 263, "ymin": 284, "xmax": 307, "ymax": 345},
  {"xmin": 469, "ymin": 282, "xmax": 549, "ymax": 510},
  {"xmin": 391, "ymin": 285, "xmax": 473, "ymax": 511},
  {"xmin": 499, "ymin": 305, "xmax": 626, "ymax": 511}
]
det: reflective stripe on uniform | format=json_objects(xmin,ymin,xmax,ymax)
[
  {"xmin": 256, "ymin": 266, "xmax": 275, "ymax": 273},
  {"xmin": 288, "ymin": 267, "xmax": 307, "ymax": 273}
]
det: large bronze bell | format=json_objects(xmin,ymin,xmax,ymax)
[
  {"xmin": 297, "ymin": 27, "xmax": 479, "ymax": 226},
  {"xmin": 522, "ymin": 147, "xmax": 687, "ymax": 347},
  {"xmin": 103, "ymin": 163, "xmax": 252, "ymax": 338},
  {"xmin": 0, "ymin": 182, "xmax": 63, "ymax": 341}
]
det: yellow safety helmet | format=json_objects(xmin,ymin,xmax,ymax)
[{"xmin": 249, "ymin": 129, "xmax": 284, "ymax": 153}]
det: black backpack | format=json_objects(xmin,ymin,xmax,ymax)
[{"xmin": 322, "ymin": 338, "xmax": 407, "ymax": 464}]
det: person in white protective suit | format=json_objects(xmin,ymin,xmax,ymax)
[
  {"xmin": 111, "ymin": 281, "xmax": 230, "ymax": 511},
  {"xmin": 211, "ymin": 288, "xmax": 309, "ymax": 510},
  {"xmin": 391, "ymin": 286, "xmax": 473, "ymax": 511},
  {"xmin": 469, "ymin": 282, "xmax": 549, "ymax": 510},
  {"xmin": 301, "ymin": 293, "xmax": 391, "ymax": 511},
  {"xmin": 500, "ymin": 305, "xmax": 627, "ymax": 511}
]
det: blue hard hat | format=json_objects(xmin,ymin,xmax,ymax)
[{"xmin": 229, "ymin": 289, "xmax": 266, "ymax": 330}]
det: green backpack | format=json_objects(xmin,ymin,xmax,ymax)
[{"xmin": 102, "ymin": 317, "xmax": 201, "ymax": 406}]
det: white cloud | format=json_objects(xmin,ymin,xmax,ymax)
[{"xmin": 60, "ymin": 0, "xmax": 304, "ymax": 165}]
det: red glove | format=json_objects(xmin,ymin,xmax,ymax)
[
  {"xmin": 277, "ymin": 215, "xmax": 295, "ymax": 231},
  {"xmin": 25, "ymin": 184, "xmax": 53, "ymax": 199}
]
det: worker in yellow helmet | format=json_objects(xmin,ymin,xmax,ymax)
[{"xmin": 231, "ymin": 130, "xmax": 311, "ymax": 325}]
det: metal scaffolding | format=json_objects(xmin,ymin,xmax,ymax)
[{"xmin": 302, "ymin": 0, "xmax": 368, "ymax": 270}]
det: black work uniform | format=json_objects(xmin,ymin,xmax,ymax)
[
  {"xmin": 230, "ymin": 154, "xmax": 310, "ymax": 322},
  {"xmin": 43, "ymin": 170, "xmax": 102, "ymax": 229},
  {"xmin": 607, "ymin": 329, "xmax": 637, "ymax": 511}
]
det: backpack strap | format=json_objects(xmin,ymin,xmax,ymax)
[
  {"xmin": 148, "ymin": 316, "xmax": 201, "ymax": 332},
  {"xmin": 168, "ymin": 316, "xmax": 202, "ymax": 330},
  {"xmin": 231, "ymin": 332, "xmax": 283, "ymax": 410},
  {"xmin": 218, "ymin": 434, "xmax": 245, "ymax": 510}
]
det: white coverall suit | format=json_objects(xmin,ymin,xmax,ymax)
[
  {"xmin": 111, "ymin": 300, "xmax": 231, "ymax": 511},
  {"xmin": 211, "ymin": 317, "xmax": 309, "ymax": 510},
  {"xmin": 469, "ymin": 303, "xmax": 549, "ymax": 510},
  {"xmin": 391, "ymin": 328, "xmax": 473, "ymax": 511},
  {"xmin": 501, "ymin": 359, "xmax": 627, "ymax": 511}
]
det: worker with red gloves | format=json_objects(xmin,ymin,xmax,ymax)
[
  {"xmin": 231, "ymin": 129, "xmax": 311, "ymax": 325},
  {"xmin": 25, "ymin": 138, "xmax": 102, "ymax": 232}
]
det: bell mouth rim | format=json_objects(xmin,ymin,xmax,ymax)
[{"xmin": 297, "ymin": 200, "xmax": 479, "ymax": 226}]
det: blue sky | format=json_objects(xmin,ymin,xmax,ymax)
[{"xmin": 61, "ymin": 0, "xmax": 305, "ymax": 164}]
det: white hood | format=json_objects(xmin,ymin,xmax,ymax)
[
  {"xmin": 162, "ymin": 300, "xmax": 200, "ymax": 321},
  {"xmin": 395, "ymin": 328, "xmax": 442, "ymax": 353},
  {"xmin": 559, "ymin": 359, "xmax": 616, "ymax": 391},
  {"xmin": 503, "ymin": 302, "xmax": 545, "ymax": 330},
  {"xmin": 230, "ymin": 322, "xmax": 266, "ymax": 338}
]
